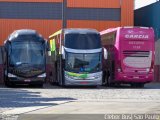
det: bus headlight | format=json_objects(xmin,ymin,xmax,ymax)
[
  {"xmin": 8, "ymin": 73, "xmax": 17, "ymax": 77},
  {"xmin": 38, "ymin": 73, "xmax": 46, "ymax": 77},
  {"xmin": 146, "ymin": 68, "xmax": 150, "ymax": 72}
]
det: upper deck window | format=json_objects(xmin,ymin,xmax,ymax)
[{"xmin": 64, "ymin": 33, "xmax": 101, "ymax": 49}]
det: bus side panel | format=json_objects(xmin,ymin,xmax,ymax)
[{"xmin": 48, "ymin": 31, "xmax": 63, "ymax": 84}]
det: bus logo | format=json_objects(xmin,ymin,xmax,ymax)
[{"xmin": 125, "ymin": 34, "xmax": 149, "ymax": 39}]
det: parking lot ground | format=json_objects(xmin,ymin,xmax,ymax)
[{"xmin": 0, "ymin": 83, "xmax": 160, "ymax": 119}]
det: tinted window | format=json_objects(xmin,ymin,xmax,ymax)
[
  {"xmin": 65, "ymin": 33, "xmax": 101, "ymax": 49},
  {"xmin": 9, "ymin": 41, "xmax": 45, "ymax": 66},
  {"xmin": 8, "ymin": 41, "xmax": 45, "ymax": 77},
  {"xmin": 65, "ymin": 52, "xmax": 102, "ymax": 73}
]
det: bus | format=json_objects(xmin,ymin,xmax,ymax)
[
  {"xmin": 100, "ymin": 27, "xmax": 155, "ymax": 88},
  {"xmin": 4, "ymin": 29, "xmax": 47, "ymax": 87},
  {"xmin": 49, "ymin": 28, "xmax": 102, "ymax": 86}
]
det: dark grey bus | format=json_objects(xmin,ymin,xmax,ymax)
[{"xmin": 4, "ymin": 29, "xmax": 46, "ymax": 87}]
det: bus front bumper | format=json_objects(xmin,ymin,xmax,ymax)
[
  {"xmin": 64, "ymin": 71, "xmax": 103, "ymax": 86},
  {"xmin": 6, "ymin": 76, "xmax": 45, "ymax": 85},
  {"xmin": 116, "ymin": 73, "xmax": 154, "ymax": 83},
  {"xmin": 64, "ymin": 77, "xmax": 102, "ymax": 86}
]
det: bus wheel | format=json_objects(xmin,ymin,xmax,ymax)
[
  {"xmin": 57, "ymin": 70, "xmax": 65, "ymax": 87},
  {"xmin": 4, "ymin": 80, "xmax": 10, "ymax": 87},
  {"xmin": 36, "ymin": 83, "xmax": 43, "ymax": 88},
  {"xmin": 61, "ymin": 79, "xmax": 65, "ymax": 87},
  {"xmin": 5, "ymin": 81, "xmax": 14, "ymax": 87},
  {"xmin": 57, "ymin": 67, "xmax": 61, "ymax": 86},
  {"xmin": 107, "ymin": 76, "xmax": 114, "ymax": 87},
  {"xmin": 4, "ymin": 76, "xmax": 11, "ymax": 87},
  {"xmin": 131, "ymin": 83, "xmax": 144, "ymax": 88},
  {"xmin": 102, "ymin": 71, "xmax": 107, "ymax": 86}
]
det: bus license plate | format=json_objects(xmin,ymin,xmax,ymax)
[
  {"xmin": 133, "ymin": 76, "xmax": 139, "ymax": 79},
  {"xmin": 24, "ymin": 79, "xmax": 31, "ymax": 82}
]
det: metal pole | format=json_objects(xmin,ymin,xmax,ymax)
[{"xmin": 62, "ymin": 0, "xmax": 66, "ymax": 29}]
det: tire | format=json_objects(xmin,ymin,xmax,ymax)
[
  {"xmin": 107, "ymin": 76, "xmax": 115, "ymax": 87},
  {"xmin": 52, "ymin": 62, "xmax": 59, "ymax": 86},
  {"xmin": 5, "ymin": 80, "xmax": 15, "ymax": 88},
  {"xmin": 131, "ymin": 83, "xmax": 144, "ymax": 88},
  {"xmin": 57, "ymin": 69, "xmax": 62, "ymax": 86},
  {"xmin": 56, "ymin": 62, "xmax": 61, "ymax": 86},
  {"xmin": 4, "ymin": 75, "xmax": 11, "ymax": 87},
  {"xmin": 30, "ymin": 83, "xmax": 43, "ymax": 88},
  {"xmin": 36, "ymin": 83, "xmax": 43, "ymax": 88},
  {"xmin": 57, "ymin": 61, "xmax": 65, "ymax": 87},
  {"xmin": 102, "ymin": 71, "xmax": 107, "ymax": 86},
  {"xmin": 61, "ymin": 75, "xmax": 65, "ymax": 87},
  {"xmin": 106, "ymin": 71, "xmax": 115, "ymax": 87},
  {"xmin": 4, "ymin": 80, "xmax": 10, "ymax": 87}
]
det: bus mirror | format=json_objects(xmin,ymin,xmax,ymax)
[
  {"xmin": 103, "ymin": 48, "xmax": 108, "ymax": 60},
  {"xmin": 48, "ymin": 51, "xmax": 51, "ymax": 56},
  {"xmin": 62, "ymin": 46, "xmax": 65, "ymax": 59}
]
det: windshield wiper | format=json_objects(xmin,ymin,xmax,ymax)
[{"xmin": 15, "ymin": 62, "xmax": 29, "ymax": 66}]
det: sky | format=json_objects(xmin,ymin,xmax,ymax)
[{"xmin": 134, "ymin": 0, "xmax": 158, "ymax": 9}]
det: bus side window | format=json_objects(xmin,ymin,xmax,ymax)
[
  {"xmin": 45, "ymin": 40, "xmax": 50, "ymax": 52},
  {"xmin": 50, "ymin": 38, "xmax": 56, "ymax": 52}
]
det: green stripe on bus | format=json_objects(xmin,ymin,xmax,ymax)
[
  {"xmin": 65, "ymin": 72, "xmax": 88, "ymax": 79},
  {"xmin": 50, "ymin": 39, "xmax": 56, "ymax": 51}
]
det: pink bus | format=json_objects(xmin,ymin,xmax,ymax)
[{"xmin": 100, "ymin": 27, "xmax": 155, "ymax": 88}]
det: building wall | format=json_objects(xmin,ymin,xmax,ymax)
[
  {"xmin": 135, "ymin": 2, "xmax": 160, "ymax": 82},
  {"xmin": 0, "ymin": 1, "xmax": 63, "ymax": 43},
  {"xmin": 66, "ymin": 0, "xmax": 133, "ymax": 31},
  {"xmin": 0, "ymin": 0, "xmax": 134, "ymax": 84},
  {"xmin": 0, "ymin": 0, "xmax": 134, "ymax": 43},
  {"xmin": 135, "ymin": 2, "xmax": 160, "ymax": 39}
]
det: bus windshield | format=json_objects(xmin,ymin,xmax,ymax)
[
  {"xmin": 9, "ymin": 41, "xmax": 45, "ymax": 67},
  {"xmin": 65, "ymin": 33, "xmax": 101, "ymax": 49},
  {"xmin": 65, "ymin": 52, "xmax": 102, "ymax": 73}
]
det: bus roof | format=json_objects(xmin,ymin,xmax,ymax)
[
  {"xmin": 8, "ymin": 29, "xmax": 43, "ymax": 41},
  {"xmin": 49, "ymin": 28, "xmax": 99, "ymax": 38},
  {"xmin": 49, "ymin": 29, "xmax": 62, "ymax": 38},
  {"xmin": 100, "ymin": 27, "xmax": 153, "ymax": 35},
  {"xmin": 64, "ymin": 28, "xmax": 99, "ymax": 34},
  {"xmin": 10, "ymin": 29, "xmax": 37, "ymax": 37}
]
